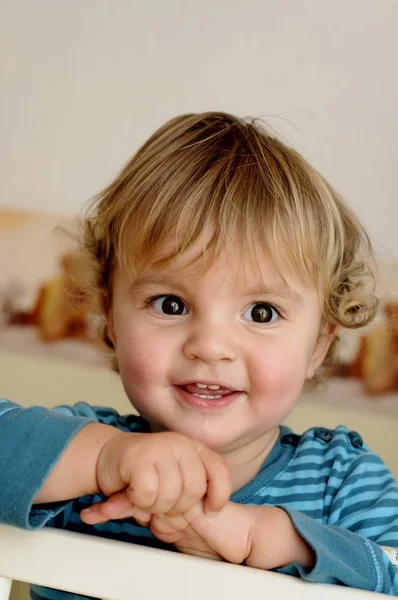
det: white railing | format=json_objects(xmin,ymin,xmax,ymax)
[{"xmin": 0, "ymin": 525, "xmax": 378, "ymax": 600}]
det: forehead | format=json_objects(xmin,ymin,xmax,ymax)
[
  {"xmin": 129, "ymin": 236, "xmax": 318, "ymax": 303},
  {"xmin": 170, "ymin": 242, "xmax": 281, "ymax": 284}
]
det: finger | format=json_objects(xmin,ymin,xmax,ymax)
[
  {"xmin": 151, "ymin": 513, "xmax": 187, "ymax": 535},
  {"xmin": 135, "ymin": 517, "xmax": 151, "ymax": 527},
  {"xmin": 80, "ymin": 500, "xmax": 108, "ymax": 524},
  {"xmin": 81, "ymin": 492, "xmax": 153, "ymax": 525},
  {"xmin": 128, "ymin": 506, "xmax": 152, "ymax": 525},
  {"xmin": 168, "ymin": 454, "xmax": 207, "ymax": 515},
  {"xmin": 149, "ymin": 461, "xmax": 182, "ymax": 514},
  {"xmin": 150, "ymin": 514, "xmax": 189, "ymax": 544},
  {"xmin": 80, "ymin": 491, "xmax": 132, "ymax": 524},
  {"xmin": 127, "ymin": 463, "xmax": 159, "ymax": 509},
  {"xmin": 200, "ymin": 447, "xmax": 232, "ymax": 514}
]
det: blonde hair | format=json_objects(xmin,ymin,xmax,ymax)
[{"xmin": 73, "ymin": 111, "xmax": 378, "ymax": 378}]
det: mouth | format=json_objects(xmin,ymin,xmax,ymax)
[{"xmin": 174, "ymin": 382, "xmax": 244, "ymax": 410}]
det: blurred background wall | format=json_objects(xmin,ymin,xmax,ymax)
[{"xmin": 1, "ymin": 0, "xmax": 398, "ymax": 258}]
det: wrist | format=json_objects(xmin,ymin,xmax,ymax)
[
  {"xmin": 34, "ymin": 423, "xmax": 123, "ymax": 504},
  {"xmin": 95, "ymin": 427, "xmax": 132, "ymax": 495},
  {"xmin": 275, "ymin": 507, "xmax": 315, "ymax": 568},
  {"xmin": 61, "ymin": 422, "xmax": 124, "ymax": 497},
  {"xmin": 245, "ymin": 506, "xmax": 315, "ymax": 570}
]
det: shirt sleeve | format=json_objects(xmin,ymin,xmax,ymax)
[
  {"xmin": 277, "ymin": 447, "xmax": 398, "ymax": 594},
  {"xmin": 0, "ymin": 399, "xmax": 104, "ymax": 529}
]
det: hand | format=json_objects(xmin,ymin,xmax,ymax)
[
  {"xmin": 80, "ymin": 431, "xmax": 231, "ymax": 524},
  {"xmin": 149, "ymin": 501, "xmax": 254, "ymax": 564},
  {"xmin": 149, "ymin": 502, "xmax": 315, "ymax": 571}
]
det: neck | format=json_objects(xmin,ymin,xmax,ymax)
[{"xmin": 222, "ymin": 427, "xmax": 280, "ymax": 493}]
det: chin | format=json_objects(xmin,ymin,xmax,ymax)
[
  {"xmin": 180, "ymin": 426, "xmax": 241, "ymax": 452},
  {"xmin": 153, "ymin": 420, "xmax": 225, "ymax": 448}
]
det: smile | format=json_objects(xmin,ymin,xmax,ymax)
[
  {"xmin": 180, "ymin": 381, "xmax": 236, "ymax": 398},
  {"xmin": 174, "ymin": 383, "xmax": 244, "ymax": 411}
]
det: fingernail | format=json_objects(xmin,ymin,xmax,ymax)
[{"xmin": 81, "ymin": 507, "xmax": 92, "ymax": 514}]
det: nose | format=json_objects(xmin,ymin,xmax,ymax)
[{"xmin": 182, "ymin": 319, "xmax": 238, "ymax": 364}]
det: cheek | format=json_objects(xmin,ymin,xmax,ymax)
[
  {"xmin": 250, "ymin": 340, "xmax": 314, "ymax": 399},
  {"xmin": 117, "ymin": 343, "xmax": 165, "ymax": 388},
  {"xmin": 118, "ymin": 353, "xmax": 154, "ymax": 387},
  {"xmin": 114, "ymin": 325, "xmax": 166, "ymax": 388}
]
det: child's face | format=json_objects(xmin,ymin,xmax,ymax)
[{"xmin": 107, "ymin": 239, "xmax": 332, "ymax": 453}]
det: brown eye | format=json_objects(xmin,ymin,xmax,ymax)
[
  {"xmin": 152, "ymin": 295, "xmax": 187, "ymax": 315},
  {"xmin": 243, "ymin": 303, "xmax": 278, "ymax": 323}
]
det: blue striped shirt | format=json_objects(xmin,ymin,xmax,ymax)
[{"xmin": 0, "ymin": 399, "xmax": 397, "ymax": 597}]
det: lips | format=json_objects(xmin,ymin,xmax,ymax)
[{"xmin": 174, "ymin": 383, "xmax": 244, "ymax": 411}]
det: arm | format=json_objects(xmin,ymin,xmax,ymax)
[
  {"xmin": 248, "ymin": 452, "xmax": 398, "ymax": 595},
  {"xmin": 0, "ymin": 399, "xmax": 231, "ymax": 531},
  {"xmin": 0, "ymin": 399, "xmax": 113, "ymax": 528}
]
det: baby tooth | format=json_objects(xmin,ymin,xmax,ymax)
[
  {"xmin": 196, "ymin": 383, "xmax": 208, "ymax": 389},
  {"xmin": 193, "ymin": 394, "xmax": 223, "ymax": 400},
  {"xmin": 208, "ymin": 385, "xmax": 220, "ymax": 390}
]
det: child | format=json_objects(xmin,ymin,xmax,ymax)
[{"xmin": 1, "ymin": 112, "xmax": 398, "ymax": 599}]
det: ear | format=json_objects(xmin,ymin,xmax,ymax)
[
  {"xmin": 103, "ymin": 298, "xmax": 117, "ymax": 349},
  {"xmin": 305, "ymin": 323, "xmax": 337, "ymax": 380},
  {"xmin": 105, "ymin": 309, "xmax": 116, "ymax": 350}
]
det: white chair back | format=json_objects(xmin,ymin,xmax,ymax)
[{"xmin": 0, "ymin": 524, "xmax": 379, "ymax": 600}]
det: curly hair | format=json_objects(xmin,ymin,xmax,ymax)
[{"xmin": 71, "ymin": 111, "xmax": 378, "ymax": 382}]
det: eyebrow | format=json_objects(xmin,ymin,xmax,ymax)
[
  {"xmin": 128, "ymin": 273, "xmax": 303, "ymax": 305},
  {"xmin": 127, "ymin": 273, "xmax": 186, "ymax": 294},
  {"xmin": 242, "ymin": 285, "xmax": 304, "ymax": 306}
]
